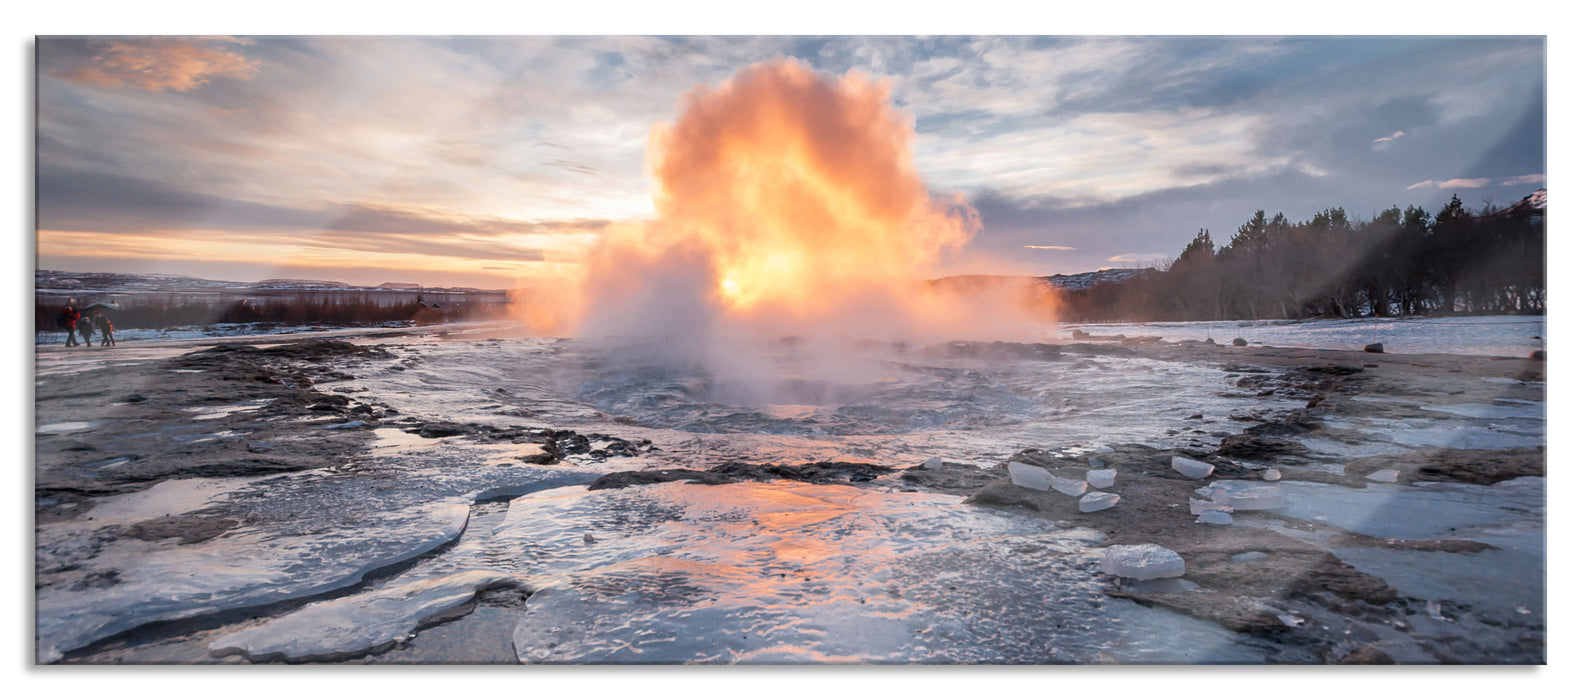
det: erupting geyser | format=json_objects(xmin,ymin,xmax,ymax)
[{"xmin": 569, "ymin": 58, "xmax": 1049, "ymax": 344}]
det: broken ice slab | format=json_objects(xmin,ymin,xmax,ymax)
[
  {"xmin": 1079, "ymin": 491, "xmax": 1120, "ymax": 513},
  {"xmin": 1189, "ymin": 498, "xmax": 1231, "ymax": 515},
  {"xmin": 1277, "ymin": 613, "xmax": 1304, "ymax": 627},
  {"xmin": 1172, "ymin": 456, "xmax": 1215, "ymax": 479},
  {"xmin": 1050, "ymin": 473, "xmax": 1090, "ymax": 497},
  {"xmin": 1091, "ymin": 445, "xmax": 1115, "ymax": 454},
  {"xmin": 1226, "ymin": 485, "xmax": 1287, "ymax": 511},
  {"xmin": 1196, "ymin": 481, "xmax": 1287, "ymax": 511},
  {"xmin": 922, "ymin": 457, "xmax": 942, "ymax": 469},
  {"xmin": 1100, "ymin": 544, "xmax": 1186, "ymax": 581},
  {"xmin": 1196, "ymin": 511, "xmax": 1233, "ymax": 525},
  {"xmin": 1008, "ymin": 461, "xmax": 1053, "ymax": 491},
  {"xmin": 1088, "ymin": 456, "xmax": 1106, "ymax": 468},
  {"xmin": 209, "ymin": 570, "xmax": 516, "ymax": 663},
  {"xmin": 1366, "ymin": 469, "xmax": 1400, "ymax": 483},
  {"xmin": 1263, "ymin": 469, "xmax": 1282, "ymax": 481},
  {"xmin": 1086, "ymin": 469, "xmax": 1116, "ymax": 489}
]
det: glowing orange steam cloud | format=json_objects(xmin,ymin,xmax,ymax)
[
  {"xmin": 647, "ymin": 58, "xmax": 978, "ymax": 319},
  {"xmin": 559, "ymin": 59, "xmax": 1052, "ymax": 343}
]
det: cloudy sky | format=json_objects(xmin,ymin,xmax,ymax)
[{"xmin": 35, "ymin": 35, "xmax": 1545, "ymax": 288}]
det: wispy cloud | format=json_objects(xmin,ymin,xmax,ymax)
[
  {"xmin": 1373, "ymin": 130, "xmax": 1406, "ymax": 143},
  {"xmin": 1501, "ymin": 173, "xmax": 1545, "ymax": 186},
  {"xmin": 51, "ymin": 37, "xmax": 260, "ymax": 92},
  {"xmin": 1106, "ymin": 253, "xmax": 1167, "ymax": 263},
  {"xmin": 1408, "ymin": 178, "xmax": 1493, "ymax": 190},
  {"xmin": 1023, "ymin": 245, "xmax": 1074, "ymax": 250}
]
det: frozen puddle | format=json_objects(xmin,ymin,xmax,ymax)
[
  {"xmin": 485, "ymin": 481, "xmax": 1269, "ymax": 664},
  {"xmin": 37, "ymin": 421, "xmax": 100, "ymax": 434},
  {"xmin": 35, "ymin": 500, "xmax": 471, "ymax": 664},
  {"xmin": 184, "ymin": 399, "xmax": 276, "ymax": 421},
  {"xmin": 85, "ymin": 476, "xmax": 263, "ymax": 524},
  {"xmin": 1255, "ymin": 477, "xmax": 1545, "ymax": 629},
  {"xmin": 1263, "ymin": 477, "xmax": 1544, "ymax": 543}
]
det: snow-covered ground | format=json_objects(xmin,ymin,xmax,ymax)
[
  {"xmin": 1060, "ymin": 315, "xmax": 1545, "ymax": 357},
  {"xmin": 33, "ymin": 316, "xmax": 1546, "ymax": 664}
]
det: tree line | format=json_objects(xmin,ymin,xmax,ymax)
[
  {"xmin": 36, "ymin": 296, "xmax": 508, "ymax": 332},
  {"xmin": 1057, "ymin": 191, "xmax": 1545, "ymax": 322}
]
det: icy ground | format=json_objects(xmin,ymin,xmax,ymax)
[
  {"xmin": 34, "ymin": 317, "xmax": 1546, "ymax": 663},
  {"xmin": 1060, "ymin": 315, "xmax": 1545, "ymax": 358}
]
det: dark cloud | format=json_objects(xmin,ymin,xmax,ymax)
[
  {"xmin": 37, "ymin": 165, "xmax": 607, "ymax": 251},
  {"xmin": 963, "ymin": 159, "xmax": 1536, "ymax": 275}
]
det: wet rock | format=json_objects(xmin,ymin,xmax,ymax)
[
  {"xmin": 1303, "ymin": 364, "xmax": 1365, "ymax": 376},
  {"xmin": 1343, "ymin": 447, "xmax": 1543, "ymax": 486},
  {"xmin": 414, "ymin": 422, "xmax": 470, "ymax": 438},
  {"xmin": 587, "ymin": 469, "xmax": 733, "ymax": 491},
  {"xmin": 1364, "ymin": 343, "xmax": 1384, "ymax": 354},
  {"xmin": 899, "ymin": 460, "xmax": 999, "ymax": 495},
  {"xmin": 1338, "ymin": 645, "xmax": 1396, "ymax": 665},
  {"xmin": 125, "ymin": 515, "xmax": 239, "ymax": 545},
  {"xmin": 1216, "ymin": 434, "xmax": 1309, "ymax": 460},
  {"xmin": 1530, "ymin": 350, "xmax": 1546, "ymax": 361},
  {"xmin": 1232, "ymin": 337, "xmax": 1248, "ymax": 347}
]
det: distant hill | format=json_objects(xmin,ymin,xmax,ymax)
[
  {"xmin": 927, "ymin": 268, "xmax": 1150, "ymax": 294},
  {"xmin": 35, "ymin": 270, "xmax": 506, "ymax": 294},
  {"xmin": 1041, "ymin": 268, "xmax": 1150, "ymax": 291}
]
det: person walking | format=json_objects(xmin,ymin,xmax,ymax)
[
  {"xmin": 93, "ymin": 312, "xmax": 116, "ymax": 347},
  {"xmin": 59, "ymin": 304, "xmax": 81, "ymax": 347},
  {"xmin": 77, "ymin": 311, "xmax": 95, "ymax": 346}
]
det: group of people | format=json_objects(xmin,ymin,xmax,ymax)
[{"xmin": 58, "ymin": 303, "xmax": 116, "ymax": 348}]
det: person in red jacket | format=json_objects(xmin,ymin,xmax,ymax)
[{"xmin": 59, "ymin": 305, "xmax": 81, "ymax": 347}]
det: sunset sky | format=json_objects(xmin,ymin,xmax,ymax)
[{"xmin": 35, "ymin": 35, "xmax": 1545, "ymax": 289}]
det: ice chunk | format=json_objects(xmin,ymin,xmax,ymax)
[
  {"xmin": 1277, "ymin": 613, "xmax": 1303, "ymax": 627},
  {"xmin": 1189, "ymin": 498, "xmax": 1231, "ymax": 515},
  {"xmin": 1007, "ymin": 462, "xmax": 1052, "ymax": 491},
  {"xmin": 1091, "ymin": 445, "xmax": 1115, "ymax": 454},
  {"xmin": 1049, "ymin": 473, "xmax": 1090, "ymax": 497},
  {"xmin": 210, "ymin": 570, "xmax": 514, "ymax": 662},
  {"xmin": 1100, "ymin": 544, "xmax": 1186, "ymax": 581},
  {"xmin": 921, "ymin": 457, "xmax": 942, "ymax": 470},
  {"xmin": 1230, "ymin": 551, "xmax": 1269, "ymax": 564},
  {"xmin": 1196, "ymin": 511, "xmax": 1233, "ymax": 525},
  {"xmin": 1172, "ymin": 456, "xmax": 1215, "ymax": 479},
  {"xmin": 1263, "ymin": 469, "xmax": 1282, "ymax": 481},
  {"xmin": 1086, "ymin": 469, "xmax": 1116, "ymax": 489},
  {"xmin": 1079, "ymin": 492, "xmax": 1119, "ymax": 512},
  {"xmin": 1088, "ymin": 456, "xmax": 1106, "ymax": 468},
  {"xmin": 1366, "ymin": 469, "xmax": 1399, "ymax": 483},
  {"xmin": 1226, "ymin": 485, "xmax": 1287, "ymax": 511}
]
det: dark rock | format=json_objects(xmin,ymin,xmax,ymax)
[
  {"xmin": 1338, "ymin": 645, "xmax": 1396, "ymax": 665},
  {"xmin": 587, "ymin": 469, "xmax": 732, "ymax": 490},
  {"xmin": 1364, "ymin": 342, "xmax": 1384, "ymax": 353},
  {"xmin": 1531, "ymin": 350, "xmax": 1546, "ymax": 361},
  {"xmin": 414, "ymin": 422, "xmax": 470, "ymax": 438},
  {"xmin": 1303, "ymin": 364, "xmax": 1365, "ymax": 376},
  {"xmin": 1217, "ymin": 434, "xmax": 1309, "ymax": 459},
  {"xmin": 1232, "ymin": 337, "xmax": 1248, "ymax": 347}
]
